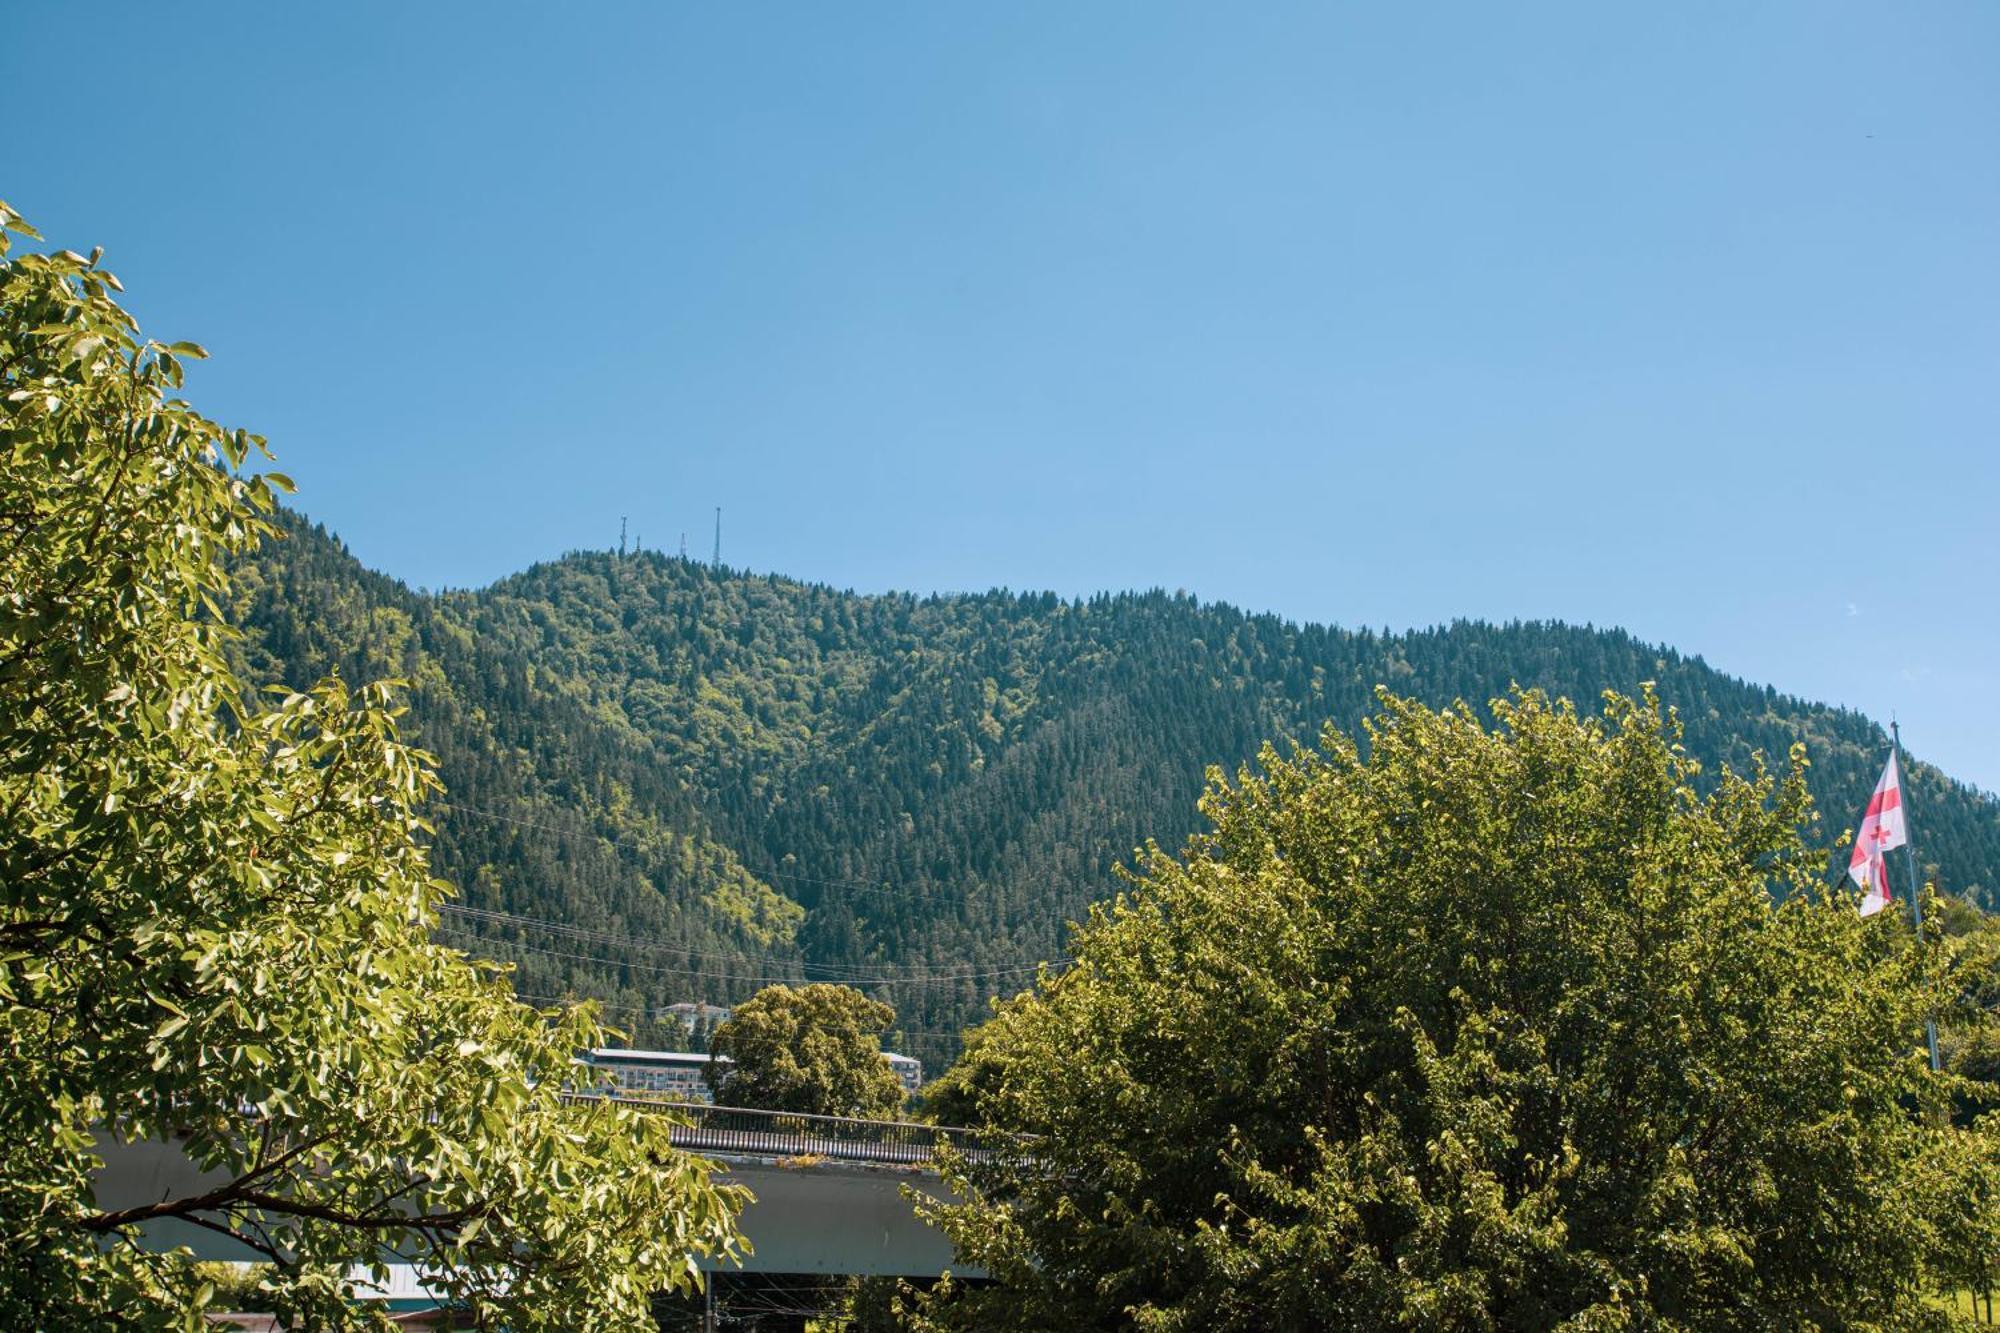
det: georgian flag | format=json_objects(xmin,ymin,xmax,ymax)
[{"xmin": 1849, "ymin": 752, "xmax": 1907, "ymax": 917}]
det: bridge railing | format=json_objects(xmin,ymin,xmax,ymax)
[{"xmin": 565, "ymin": 1095, "xmax": 989, "ymax": 1166}]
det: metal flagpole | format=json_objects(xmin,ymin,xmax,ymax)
[{"xmin": 1893, "ymin": 721, "xmax": 1942, "ymax": 1073}]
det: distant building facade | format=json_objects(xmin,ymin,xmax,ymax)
[
  {"xmin": 580, "ymin": 1047, "xmax": 725, "ymax": 1103},
  {"xmin": 662, "ymin": 1002, "xmax": 732, "ymax": 1034},
  {"xmin": 884, "ymin": 1052, "xmax": 923, "ymax": 1097},
  {"xmin": 581, "ymin": 1046, "xmax": 924, "ymax": 1104}
]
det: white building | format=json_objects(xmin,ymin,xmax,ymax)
[
  {"xmin": 581, "ymin": 1046, "xmax": 923, "ymax": 1105},
  {"xmin": 662, "ymin": 1002, "xmax": 732, "ymax": 1033},
  {"xmin": 884, "ymin": 1051, "xmax": 923, "ymax": 1097},
  {"xmin": 580, "ymin": 1047, "xmax": 724, "ymax": 1103}
]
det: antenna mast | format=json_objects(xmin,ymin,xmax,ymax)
[
  {"xmin": 712, "ymin": 507, "xmax": 722, "ymax": 569},
  {"xmin": 618, "ymin": 516, "xmax": 628, "ymax": 558}
]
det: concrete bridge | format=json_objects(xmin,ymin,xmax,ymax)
[
  {"xmin": 92, "ymin": 1099, "xmax": 983, "ymax": 1279},
  {"xmin": 627, "ymin": 1099, "xmax": 984, "ymax": 1278}
]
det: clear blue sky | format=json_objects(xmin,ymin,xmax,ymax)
[{"xmin": 8, "ymin": 3, "xmax": 1997, "ymax": 791}]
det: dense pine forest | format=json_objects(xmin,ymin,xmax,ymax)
[{"xmin": 229, "ymin": 515, "xmax": 2000, "ymax": 1072}]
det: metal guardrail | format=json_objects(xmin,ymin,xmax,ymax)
[{"xmin": 564, "ymin": 1094, "xmax": 986, "ymax": 1166}]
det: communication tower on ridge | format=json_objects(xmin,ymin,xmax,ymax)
[{"xmin": 713, "ymin": 507, "xmax": 722, "ymax": 569}]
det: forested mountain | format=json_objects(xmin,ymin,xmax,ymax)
[{"xmin": 229, "ymin": 515, "xmax": 2000, "ymax": 1072}]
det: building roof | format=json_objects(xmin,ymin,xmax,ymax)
[{"xmin": 583, "ymin": 1047, "xmax": 720, "ymax": 1065}]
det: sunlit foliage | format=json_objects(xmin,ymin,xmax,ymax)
[
  {"xmin": 911, "ymin": 691, "xmax": 2000, "ymax": 1329},
  {"xmin": 0, "ymin": 204, "xmax": 742, "ymax": 1329}
]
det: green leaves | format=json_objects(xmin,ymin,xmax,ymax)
[
  {"xmin": 0, "ymin": 199, "xmax": 45, "ymax": 245},
  {"xmin": 0, "ymin": 207, "xmax": 744, "ymax": 1329},
  {"xmin": 914, "ymin": 691, "xmax": 2000, "ymax": 1331},
  {"xmin": 707, "ymin": 983, "xmax": 908, "ymax": 1119}
]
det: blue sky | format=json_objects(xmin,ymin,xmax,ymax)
[{"xmin": 7, "ymin": 3, "xmax": 1997, "ymax": 792}]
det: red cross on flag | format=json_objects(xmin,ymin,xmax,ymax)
[{"xmin": 1849, "ymin": 751, "xmax": 1907, "ymax": 917}]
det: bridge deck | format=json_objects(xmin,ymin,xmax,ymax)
[
  {"xmin": 93, "ymin": 1101, "xmax": 988, "ymax": 1276},
  {"xmin": 588, "ymin": 1097, "xmax": 988, "ymax": 1167}
]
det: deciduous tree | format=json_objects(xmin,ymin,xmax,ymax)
[
  {"xmin": 915, "ymin": 690, "xmax": 1999, "ymax": 1330},
  {"xmin": 705, "ymin": 984, "xmax": 905, "ymax": 1118},
  {"xmin": 0, "ymin": 203, "xmax": 743, "ymax": 1329}
]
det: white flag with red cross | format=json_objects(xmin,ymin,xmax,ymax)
[{"xmin": 1849, "ymin": 751, "xmax": 1907, "ymax": 917}]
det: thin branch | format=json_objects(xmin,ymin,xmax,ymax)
[
  {"xmin": 232, "ymin": 1188, "xmax": 490, "ymax": 1234},
  {"xmin": 175, "ymin": 1210, "xmax": 286, "ymax": 1264},
  {"xmin": 76, "ymin": 1130, "xmax": 333, "ymax": 1232}
]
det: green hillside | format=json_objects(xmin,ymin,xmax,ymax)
[{"xmin": 230, "ymin": 515, "xmax": 2000, "ymax": 1071}]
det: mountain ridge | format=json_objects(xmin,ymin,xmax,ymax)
[{"xmin": 230, "ymin": 512, "xmax": 2000, "ymax": 1067}]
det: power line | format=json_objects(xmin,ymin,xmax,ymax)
[
  {"xmin": 424, "ymin": 800, "xmax": 1087, "ymax": 992},
  {"xmin": 431, "ymin": 799, "xmax": 979, "ymax": 903},
  {"xmin": 437, "ymin": 924, "xmax": 1059, "ymax": 989},
  {"xmin": 434, "ymin": 794, "xmax": 1122, "ymax": 924},
  {"xmin": 440, "ymin": 901, "xmax": 1070, "ymax": 982},
  {"xmin": 440, "ymin": 926, "xmax": 824, "ymax": 988},
  {"xmin": 442, "ymin": 902, "xmax": 848, "ymax": 978},
  {"xmin": 510, "ymin": 991, "xmax": 976, "ymax": 1039}
]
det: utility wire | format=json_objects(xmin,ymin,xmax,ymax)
[
  {"xmin": 427, "ymin": 800, "xmax": 1080, "ymax": 1006},
  {"xmin": 510, "ymin": 991, "xmax": 975, "ymax": 1040},
  {"xmin": 433, "ymin": 799, "xmax": 925, "ymax": 900},
  {"xmin": 441, "ymin": 901, "xmax": 1069, "ymax": 982},
  {"xmin": 437, "ymin": 924, "xmax": 1059, "ymax": 989},
  {"xmin": 432, "ymin": 797, "xmax": 1121, "ymax": 905},
  {"xmin": 442, "ymin": 927, "xmax": 832, "ymax": 989},
  {"xmin": 442, "ymin": 903, "xmax": 923, "ymax": 982}
]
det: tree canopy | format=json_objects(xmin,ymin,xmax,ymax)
[
  {"xmin": 0, "ymin": 203, "xmax": 742, "ymax": 1328},
  {"xmin": 913, "ymin": 690, "xmax": 2000, "ymax": 1330},
  {"xmin": 705, "ymin": 983, "xmax": 906, "ymax": 1119}
]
